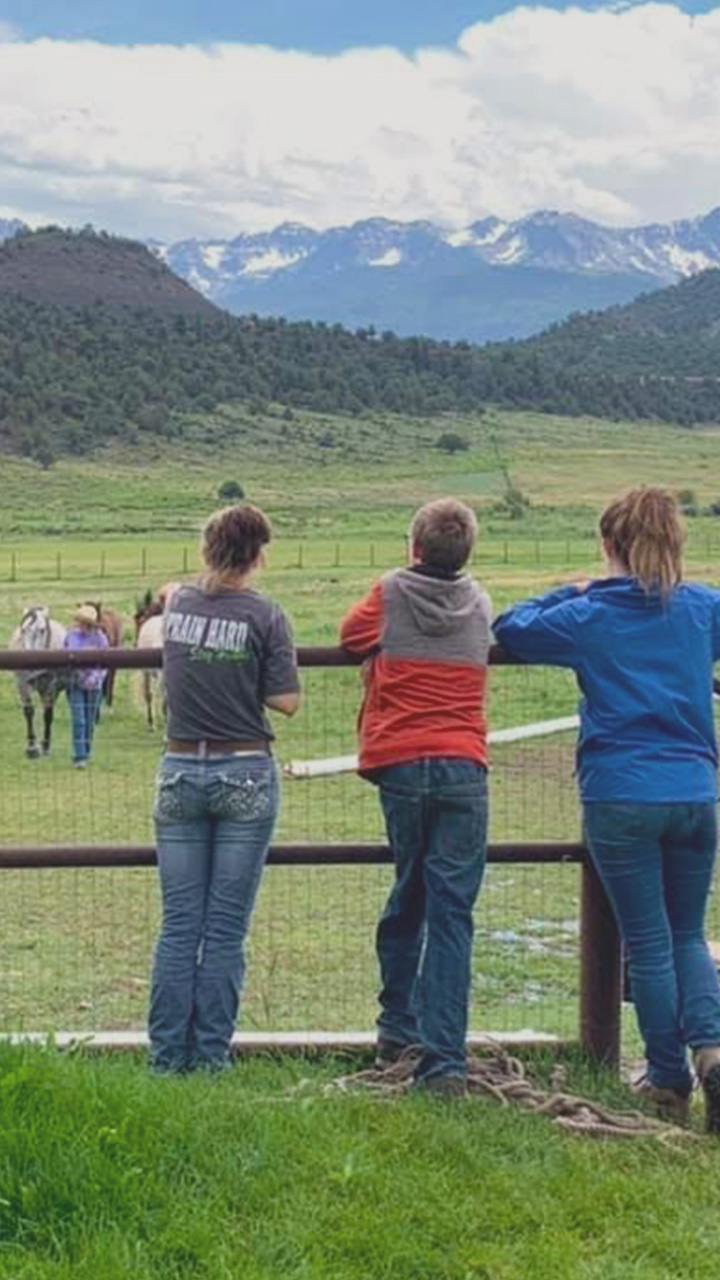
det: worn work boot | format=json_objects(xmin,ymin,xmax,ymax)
[
  {"xmin": 413, "ymin": 1073, "xmax": 468, "ymax": 1099},
  {"xmin": 694, "ymin": 1048, "xmax": 720, "ymax": 1135},
  {"xmin": 631, "ymin": 1074, "xmax": 691, "ymax": 1125},
  {"xmin": 374, "ymin": 1036, "xmax": 422, "ymax": 1070}
]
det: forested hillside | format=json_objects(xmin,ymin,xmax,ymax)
[
  {"xmin": 523, "ymin": 269, "xmax": 720, "ymax": 376},
  {"xmin": 504, "ymin": 269, "xmax": 720, "ymax": 424},
  {"xmin": 2, "ymin": 229, "xmax": 720, "ymax": 461},
  {"xmin": 0, "ymin": 227, "xmax": 220, "ymax": 317},
  {"xmin": 0, "ymin": 299, "xmax": 493, "ymax": 459}
]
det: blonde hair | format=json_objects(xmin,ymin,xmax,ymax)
[
  {"xmin": 599, "ymin": 486, "xmax": 685, "ymax": 595},
  {"xmin": 409, "ymin": 498, "xmax": 478, "ymax": 573}
]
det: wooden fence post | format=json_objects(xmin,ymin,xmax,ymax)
[{"xmin": 579, "ymin": 857, "xmax": 622, "ymax": 1068}]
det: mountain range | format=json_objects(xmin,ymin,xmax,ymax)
[
  {"xmin": 3, "ymin": 208, "xmax": 720, "ymax": 343},
  {"xmin": 151, "ymin": 208, "xmax": 720, "ymax": 343}
]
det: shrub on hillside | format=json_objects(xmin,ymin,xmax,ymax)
[
  {"xmin": 676, "ymin": 488, "xmax": 699, "ymax": 516},
  {"xmin": 503, "ymin": 487, "xmax": 531, "ymax": 520},
  {"xmin": 491, "ymin": 487, "xmax": 531, "ymax": 520},
  {"xmin": 435, "ymin": 432, "xmax": 469, "ymax": 454},
  {"xmin": 217, "ymin": 480, "xmax": 245, "ymax": 502}
]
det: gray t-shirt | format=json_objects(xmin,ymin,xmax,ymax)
[{"xmin": 163, "ymin": 584, "xmax": 299, "ymax": 743}]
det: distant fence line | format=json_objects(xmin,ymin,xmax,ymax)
[
  {"xmin": 5, "ymin": 538, "xmax": 602, "ymax": 584},
  {"xmin": 3, "ymin": 532, "xmax": 720, "ymax": 584}
]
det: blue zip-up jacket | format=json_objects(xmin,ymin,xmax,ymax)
[{"xmin": 493, "ymin": 578, "xmax": 720, "ymax": 803}]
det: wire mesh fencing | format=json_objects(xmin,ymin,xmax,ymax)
[{"xmin": 0, "ymin": 647, "xmax": 679, "ymax": 1055}]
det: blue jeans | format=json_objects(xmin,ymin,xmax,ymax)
[
  {"xmin": 149, "ymin": 753, "xmax": 279, "ymax": 1072},
  {"xmin": 584, "ymin": 802, "xmax": 720, "ymax": 1093},
  {"xmin": 376, "ymin": 759, "xmax": 488, "ymax": 1082},
  {"xmin": 66, "ymin": 685, "xmax": 103, "ymax": 762}
]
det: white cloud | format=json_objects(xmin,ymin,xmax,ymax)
[{"xmin": 0, "ymin": 6, "xmax": 719, "ymax": 238}]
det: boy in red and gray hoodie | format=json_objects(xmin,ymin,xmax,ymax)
[{"xmin": 340, "ymin": 498, "xmax": 491, "ymax": 1095}]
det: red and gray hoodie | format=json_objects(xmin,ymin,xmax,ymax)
[{"xmin": 340, "ymin": 566, "xmax": 492, "ymax": 775}]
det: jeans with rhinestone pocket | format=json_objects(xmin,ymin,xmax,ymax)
[{"xmin": 149, "ymin": 751, "xmax": 279, "ymax": 1071}]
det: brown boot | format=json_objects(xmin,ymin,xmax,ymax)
[
  {"xmin": 413, "ymin": 1073, "xmax": 468, "ymax": 1099},
  {"xmin": 631, "ymin": 1074, "xmax": 691, "ymax": 1125},
  {"xmin": 694, "ymin": 1047, "xmax": 720, "ymax": 1135},
  {"xmin": 375, "ymin": 1036, "xmax": 423, "ymax": 1070}
]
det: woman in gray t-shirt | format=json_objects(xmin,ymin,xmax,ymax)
[{"xmin": 149, "ymin": 503, "xmax": 300, "ymax": 1073}]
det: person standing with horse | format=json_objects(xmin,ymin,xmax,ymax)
[{"xmin": 63, "ymin": 604, "xmax": 109, "ymax": 768}]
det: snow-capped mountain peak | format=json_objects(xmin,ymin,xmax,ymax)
[
  {"xmin": 140, "ymin": 206, "xmax": 720, "ymax": 295},
  {"xmin": 136, "ymin": 207, "xmax": 720, "ymax": 342},
  {"xmin": 4, "ymin": 207, "xmax": 720, "ymax": 345}
]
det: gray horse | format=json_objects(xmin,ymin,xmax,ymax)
[{"xmin": 10, "ymin": 606, "xmax": 67, "ymax": 758}]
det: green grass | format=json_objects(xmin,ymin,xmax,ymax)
[
  {"xmin": 0, "ymin": 1046, "xmax": 719, "ymax": 1280},
  {"xmin": 2, "ymin": 402, "xmax": 720, "ymax": 543}
]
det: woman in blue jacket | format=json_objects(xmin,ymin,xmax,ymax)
[{"xmin": 494, "ymin": 486, "xmax": 720, "ymax": 1132}]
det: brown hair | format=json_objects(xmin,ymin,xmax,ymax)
[
  {"xmin": 201, "ymin": 504, "xmax": 272, "ymax": 585},
  {"xmin": 599, "ymin": 486, "xmax": 685, "ymax": 595},
  {"xmin": 410, "ymin": 498, "xmax": 478, "ymax": 573}
]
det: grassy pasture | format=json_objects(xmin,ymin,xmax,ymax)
[
  {"xmin": 2, "ymin": 1046, "xmax": 720, "ymax": 1280},
  {"xmin": 0, "ymin": 407, "xmax": 719, "ymax": 1041}
]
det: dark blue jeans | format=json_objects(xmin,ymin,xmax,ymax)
[
  {"xmin": 149, "ymin": 753, "xmax": 279, "ymax": 1072},
  {"xmin": 376, "ymin": 758, "xmax": 488, "ymax": 1082},
  {"xmin": 66, "ymin": 685, "xmax": 103, "ymax": 763},
  {"xmin": 584, "ymin": 802, "xmax": 720, "ymax": 1093}
]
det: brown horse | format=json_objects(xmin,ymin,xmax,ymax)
[{"xmin": 81, "ymin": 601, "xmax": 124, "ymax": 710}]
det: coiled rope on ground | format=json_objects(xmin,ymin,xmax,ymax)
[{"xmin": 326, "ymin": 1038, "xmax": 699, "ymax": 1143}]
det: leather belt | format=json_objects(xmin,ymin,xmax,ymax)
[{"xmin": 166, "ymin": 738, "xmax": 269, "ymax": 756}]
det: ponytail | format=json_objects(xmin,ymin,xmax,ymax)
[{"xmin": 599, "ymin": 487, "xmax": 685, "ymax": 595}]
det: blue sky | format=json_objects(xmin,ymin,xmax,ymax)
[{"xmin": 6, "ymin": 0, "xmax": 718, "ymax": 50}]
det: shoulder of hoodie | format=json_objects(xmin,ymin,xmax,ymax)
[
  {"xmin": 566, "ymin": 579, "xmax": 720, "ymax": 624},
  {"xmin": 671, "ymin": 581, "xmax": 720, "ymax": 618},
  {"xmin": 380, "ymin": 568, "xmax": 492, "ymax": 616}
]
